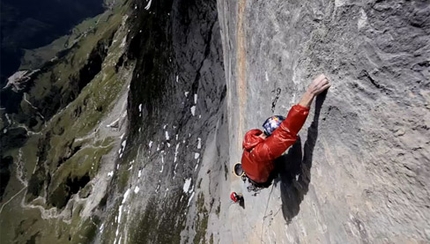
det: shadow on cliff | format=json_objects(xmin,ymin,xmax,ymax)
[{"xmin": 273, "ymin": 91, "xmax": 326, "ymax": 224}]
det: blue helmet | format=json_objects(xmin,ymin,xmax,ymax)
[{"xmin": 262, "ymin": 115, "xmax": 285, "ymax": 136}]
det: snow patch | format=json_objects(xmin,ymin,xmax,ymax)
[
  {"xmin": 174, "ymin": 144, "xmax": 180, "ymax": 163},
  {"xmin": 183, "ymin": 178, "xmax": 192, "ymax": 193},
  {"xmin": 165, "ymin": 131, "xmax": 170, "ymax": 141},
  {"xmin": 194, "ymin": 153, "xmax": 200, "ymax": 159},
  {"xmin": 194, "ymin": 94, "xmax": 198, "ymax": 104},
  {"xmin": 120, "ymin": 36, "xmax": 127, "ymax": 48},
  {"xmin": 144, "ymin": 0, "xmax": 152, "ymax": 10},
  {"xmin": 107, "ymin": 171, "xmax": 114, "ymax": 177},
  {"xmin": 185, "ymin": 91, "xmax": 189, "ymax": 97},
  {"xmin": 187, "ymin": 192, "xmax": 195, "ymax": 207},
  {"xmin": 358, "ymin": 8, "xmax": 368, "ymax": 29},
  {"xmin": 134, "ymin": 186, "xmax": 140, "ymax": 194},
  {"xmin": 138, "ymin": 170, "xmax": 142, "ymax": 178},
  {"xmin": 191, "ymin": 106, "xmax": 196, "ymax": 116},
  {"xmin": 122, "ymin": 189, "xmax": 131, "ymax": 204},
  {"xmin": 118, "ymin": 205, "xmax": 123, "ymax": 224},
  {"xmin": 149, "ymin": 141, "xmax": 153, "ymax": 148},
  {"xmin": 174, "ymin": 163, "xmax": 178, "ymax": 176},
  {"xmin": 197, "ymin": 138, "xmax": 201, "ymax": 149}
]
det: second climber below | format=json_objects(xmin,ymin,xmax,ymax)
[{"xmin": 239, "ymin": 74, "xmax": 330, "ymax": 186}]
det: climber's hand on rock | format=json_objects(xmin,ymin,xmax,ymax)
[
  {"xmin": 298, "ymin": 74, "xmax": 331, "ymax": 108},
  {"xmin": 307, "ymin": 74, "xmax": 330, "ymax": 96}
]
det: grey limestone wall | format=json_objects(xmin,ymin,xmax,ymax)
[{"xmin": 217, "ymin": 0, "xmax": 430, "ymax": 243}]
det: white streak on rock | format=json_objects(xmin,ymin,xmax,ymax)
[
  {"xmin": 197, "ymin": 138, "xmax": 201, "ymax": 149},
  {"xmin": 144, "ymin": 0, "xmax": 152, "ymax": 10},
  {"xmin": 122, "ymin": 189, "xmax": 131, "ymax": 204},
  {"xmin": 174, "ymin": 144, "xmax": 180, "ymax": 163},
  {"xmin": 191, "ymin": 106, "xmax": 196, "ymax": 116},
  {"xmin": 187, "ymin": 192, "xmax": 195, "ymax": 207},
  {"xmin": 358, "ymin": 8, "xmax": 368, "ymax": 29},
  {"xmin": 118, "ymin": 205, "xmax": 123, "ymax": 224},
  {"xmin": 107, "ymin": 118, "xmax": 120, "ymax": 128},
  {"xmin": 183, "ymin": 178, "xmax": 192, "ymax": 193}
]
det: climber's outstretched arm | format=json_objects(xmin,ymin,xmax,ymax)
[
  {"xmin": 252, "ymin": 74, "xmax": 331, "ymax": 161},
  {"xmin": 298, "ymin": 74, "xmax": 330, "ymax": 108}
]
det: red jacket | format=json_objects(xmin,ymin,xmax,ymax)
[{"xmin": 241, "ymin": 104, "xmax": 310, "ymax": 183}]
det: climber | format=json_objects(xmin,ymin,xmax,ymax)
[{"xmin": 237, "ymin": 74, "xmax": 330, "ymax": 186}]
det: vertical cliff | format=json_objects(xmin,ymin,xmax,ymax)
[
  {"xmin": 218, "ymin": 0, "xmax": 429, "ymax": 243},
  {"xmin": 1, "ymin": 0, "xmax": 429, "ymax": 243}
]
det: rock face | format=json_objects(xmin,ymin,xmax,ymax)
[
  {"xmin": 217, "ymin": 0, "xmax": 430, "ymax": 243},
  {"xmin": 0, "ymin": 0, "xmax": 429, "ymax": 243},
  {"xmin": 98, "ymin": 0, "xmax": 227, "ymax": 243}
]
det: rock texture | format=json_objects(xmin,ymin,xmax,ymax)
[
  {"xmin": 217, "ymin": 0, "xmax": 430, "ymax": 243},
  {"xmin": 1, "ymin": 0, "xmax": 429, "ymax": 243}
]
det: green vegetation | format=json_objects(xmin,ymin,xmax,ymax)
[
  {"xmin": 129, "ymin": 191, "xmax": 189, "ymax": 244},
  {"xmin": 0, "ymin": 1, "xmax": 132, "ymax": 243},
  {"xmin": 193, "ymin": 192, "xmax": 209, "ymax": 244}
]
